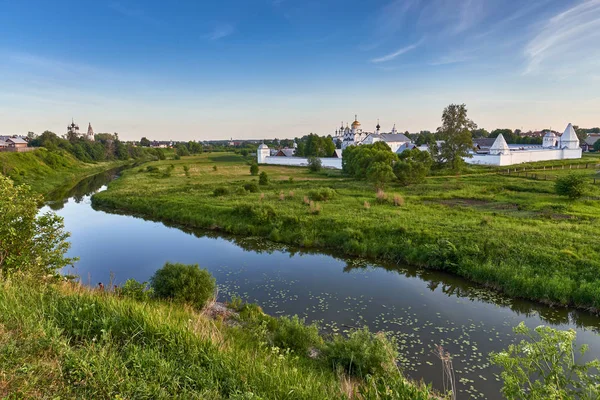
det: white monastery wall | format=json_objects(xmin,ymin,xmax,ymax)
[
  {"xmin": 261, "ymin": 156, "xmax": 342, "ymax": 169},
  {"xmin": 467, "ymin": 148, "xmax": 582, "ymax": 166}
]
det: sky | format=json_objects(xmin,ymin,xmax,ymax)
[{"xmin": 0, "ymin": 0, "xmax": 599, "ymax": 141}]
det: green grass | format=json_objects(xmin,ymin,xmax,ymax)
[
  {"xmin": 0, "ymin": 148, "xmax": 128, "ymax": 195},
  {"xmin": 92, "ymin": 152, "xmax": 600, "ymax": 311},
  {"xmin": 0, "ymin": 279, "xmax": 435, "ymax": 399}
]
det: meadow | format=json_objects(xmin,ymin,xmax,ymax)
[
  {"xmin": 92, "ymin": 152, "xmax": 600, "ymax": 311},
  {"xmin": 0, "ymin": 149, "xmax": 129, "ymax": 195},
  {"xmin": 0, "ymin": 278, "xmax": 434, "ymax": 399}
]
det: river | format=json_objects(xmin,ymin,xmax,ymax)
[{"xmin": 42, "ymin": 169, "xmax": 600, "ymax": 399}]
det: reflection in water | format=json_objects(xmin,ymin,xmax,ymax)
[{"xmin": 45, "ymin": 170, "xmax": 600, "ymax": 400}]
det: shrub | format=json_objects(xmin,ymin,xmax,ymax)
[
  {"xmin": 308, "ymin": 187, "xmax": 336, "ymax": 201},
  {"xmin": 279, "ymin": 191, "xmax": 285, "ymax": 201},
  {"xmin": 393, "ymin": 194, "xmax": 404, "ymax": 207},
  {"xmin": 307, "ymin": 156, "xmax": 322, "ymax": 172},
  {"xmin": 235, "ymin": 187, "xmax": 246, "ymax": 195},
  {"xmin": 213, "ymin": 187, "xmax": 229, "ymax": 196},
  {"xmin": 491, "ymin": 322, "xmax": 600, "ymax": 399},
  {"xmin": 174, "ymin": 154, "xmax": 181, "ymax": 160},
  {"xmin": 146, "ymin": 165, "xmax": 159, "ymax": 172},
  {"xmin": 272, "ymin": 316, "xmax": 322, "ymax": 355},
  {"xmin": 119, "ymin": 279, "xmax": 153, "ymax": 301},
  {"xmin": 183, "ymin": 165, "xmax": 190, "ymax": 177},
  {"xmin": 555, "ymin": 173, "xmax": 587, "ymax": 199},
  {"xmin": 322, "ymin": 327, "xmax": 398, "ymax": 378},
  {"xmin": 375, "ymin": 189, "xmax": 388, "ymax": 204},
  {"xmin": 250, "ymin": 163, "xmax": 259, "ymax": 176},
  {"xmin": 364, "ymin": 201, "xmax": 371, "ymax": 210},
  {"xmin": 244, "ymin": 182, "xmax": 259, "ymax": 193},
  {"xmin": 213, "ymin": 165, "xmax": 218, "ymax": 171},
  {"xmin": 259, "ymin": 171, "xmax": 269, "ymax": 186},
  {"xmin": 393, "ymin": 148, "xmax": 433, "ymax": 186},
  {"xmin": 309, "ymin": 201, "xmax": 321, "ymax": 215},
  {"xmin": 150, "ymin": 262, "xmax": 216, "ymax": 309}
]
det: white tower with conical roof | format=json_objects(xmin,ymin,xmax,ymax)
[
  {"xmin": 559, "ymin": 123, "xmax": 579, "ymax": 149},
  {"xmin": 489, "ymin": 134, "xmax": 510, "ymax": 155},
  {"xmin": 257, "ymin": 143, "xmax": 270, "ymax": 163}
]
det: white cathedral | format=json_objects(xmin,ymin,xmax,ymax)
[
  {"xmin": 335, "ymin": 115, "xmax": 411, "ymax": 152},
  {"xmin": 67, "ymin": 119, "xmax": 95, "ymax": 141}
]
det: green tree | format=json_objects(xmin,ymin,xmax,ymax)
[
  {"xmin": 593, "ymin": 140, "xmax": 600, "ymax": 152},
  {"xmin": 140, "ymin": 137, "xmax": 151, "ymax": 147},
  {"xmin": 176, "ymin": 144, "xmax": 190, "ymax": 157},
  {"xmin": 435, "ymin": 104, "xmax": 477, "ymax": 170},
  {"xmin": 491, "ymin": 322, "xmax": 600, "ymax": 400},
  {"xmin": 307, "ymin": 156, "xmax": 322, "ymax": 172},
  {"xmin": 259, "ymin": 171, "xmax": 269, "ymax": 185},
  {"xmin": 471, "ymin": 128, "xmax": 489, "ymax": 138},
  {"xmin": 393, "ymin": 148, "xmax": 432, "ymax": 186},
  {"xmin": 0, "ymin": 176, "xmax": 75, "ymax": 277},
  {"xmin": 555, "ymin": 173, "xmax": 587, "ymax": 199},
  {"xmin": 366, "ymin": 161, "xmax": 395, "ymax": 189},
  {"xmin": 250, "ymin": 163, "xmax": 259, "ymax": 176}
]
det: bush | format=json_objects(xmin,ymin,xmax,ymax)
[
  {"xmin": 259, "ymin": 171, "xmax": 269, "ymax": 185},
  {"xmin": 119, "ymin": 279, "xmax": 153, "ymax": 301},
  {"xmin": 322, "ymin": 327, "xmax": 398, "ymax": 378},
  {"xmin": 150, "ymin": 262, "xmax": 216, "ymax": 309},
  {"xmin": 146, "ymin": 165, "xmax": 159, "ymax": 172},
  {"xmin": 307, "ymin": 156, "xmax": 322, "ymax": 172},
  {"xmin": 308, "ymin": 187, "xmax": 336, "ymax": 201},
  {"xmin": 393, "ymin": 148, "xmax": 432, "ymax": 186},
  {"xmin": 213, "ymin": 187, "xmax": 229, "ymax": 196},
  {"xmin": 555, "ymin": 173, "xmax": 587, "ymax": 199},
  {"xmin": 244, "ymin": 182, "xmax": 259, "ymax": 193},
  {"xmin": 250, "ymin": 163, "xmax": 259, "ymax": 176},
  {"xmin": 271, "ymin": 315, "xmax": 322, "ymax": 355}
]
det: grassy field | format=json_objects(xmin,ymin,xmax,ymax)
[
  {"xmin": 0, "ymin": 149, "xmax": 129, "ymax": 195},
  {"xmin": 92, "ymin": 152, "xmax": 600, "ymax": 311},
  {"xmin": 0, "ymin": 279, "xmax": 434, "ymax": 399}
]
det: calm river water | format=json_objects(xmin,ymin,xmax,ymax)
[{"xmin": 42, "ymin": 170, "xmax": 600, "ymax": 399}]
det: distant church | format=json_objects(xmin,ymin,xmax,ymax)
[
  {"xmin": 67, "ymin": 119, "xmax": 95, "ymax": 141},
  {"xmin": 335, "ymin": 115, "xmax": 411, "ymax": 152}
]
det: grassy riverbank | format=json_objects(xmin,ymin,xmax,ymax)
[
  {"xmin": 0, "ymin": 149, "xmax": 130, "ymax": 195},
  {"xmin": 0, "ymin": 278, "xmax": 434, "ymax": 399},
  {"xmin": 93, "ymin": 152, "xmax": 600, "ymax": 311}
]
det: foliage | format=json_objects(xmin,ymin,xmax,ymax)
[
  {"xmin": 366, "ymin": 161, "xmax": 395, "ymax": 189},
  {"xmin": 213, "ymin": 187, "xmax": 230, "ymax": 196},
  {"xmin": 243, "ymin": 182, "xmax": 259, "ymax": 193},
  {"xmin": 394, "ymin": 149, "xmax": 433, "ymax": 186},
  {"xmin": 434, "ymin": 104, "xmax": 477, "ymax": 170},
  {"xmin": 322, "ymin": 327, "xmax": 398, "ymax": 378},
  {"xmin": 119, "ymin": 279, "xmax": 153, "ymax": 301},
  {"xmin": 295, "ymin": 133, "xmax": 335, "ymax": 157},
  {"xmin": 307, "ymin": 156, "xmax": 322, "ymax": 172},
  {"xmin": 176, "ymin": 144, "xmax": 190, "ymax": 157},
  {"xmin": 491, "ymin": 322, "xmax": 600, "ymax": 399},
  {"xmin": 594, "ymin": 140, "xmax": 600, "ymax": 152},
  {"xmin": 250, "ymin": 163, "xmax": 259, "ymax": 176},
  {"xmin": 307, "ymin": 187, "xmax": 336, "ymax": 201},
  {"xmin": 271, "ymin": 315, "xmax": 322, "ymax": 356},
  {"xmin": 150, "ymin": 262, "xmax": 216, "ymax": 309},
  {"xmin": 258, "ymin": 171, "xmax": 269, "ymax": 186},
  {"xmin": 343, "ymin": 142, "xmax": 398, "ymax": 179},
  {"xmin": 555, "ymin": 173, "xmax": 587, "ymax": 199},
  {"xmin": 140, "ymin": 137, "xmax": 151, "ymax": 147},
  {"xmin": 0, "ymin": 175, "xmax": 75, "ymax": 278}
]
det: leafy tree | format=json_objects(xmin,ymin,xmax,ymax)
[
  {"xmin": 555, "ymin": 173, "xmax": 587, "ymax": 199},
  {"xmin": 187, "ymin": 141, "xmax": 203, "ymax": 154},
  {"xmin": 491, "ymin": 322, "xmax": 600, "ymax": 400},
  {"xmin": 140, "ymin": 137, "xmax": 151, "ymax": 147},
  {"xmin": 435, "ymin": 104, "xmax": 477, "ymax": 170},
  {"xmin": 250, "ymin": 163, "xmax": 259, "ymax": 176},
  {"xmin": 259, "ymin": 171, "xmax": 269, "ymax": 185},
  {"xmin": 307, "ymin": 156, "xmax": 322, "ymax": 172},
  {"xmin": 176, "ymin": 144, "xmax": 190, "ymax": 157},
  {"xmin": 366, "ymin": 161, "xmax": 394, "ymax": 189},
  {"xmin": 295, "ymin": 134, "xmax": 335, "ymax": 157},
  {"xmin": 414, "ymin": 131, "xmax": 436, "ymax": 146},
  {"xmin": 343, "ymin": 142, "xmax": 397, "ymax": 179},
  {"xmin": 0, "ymin": 176, "xmax": 75, "ymax": 277},
  {"xmin": 471, "ymin": 128, "xmax": 489, "ymax": 138},
  {"xmin": 593, "ymin": 140, "xmax": 600, "ymax": 152},
  {"xmin": 394, "ymin": 148, "xmax": 432, "ymax": 186}
]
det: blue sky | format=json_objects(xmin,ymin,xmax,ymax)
[{"xmin": 1, "ymin": 0, "xmax": 599, "ymax": 140}]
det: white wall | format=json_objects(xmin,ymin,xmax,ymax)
[
  {"xmin": 466, "ymin": 148, "xmax": 582, "ymax": 166},
  {"xmin": 260, "ymin": 156, "xmax": 342, "ymax": 169}
]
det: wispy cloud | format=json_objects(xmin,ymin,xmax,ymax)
[
  {"xmin": 205, "ymin": 24, "xmax": 235, "ymax": 40},
  {"xmin": 370, "ymin": 39, "xmax": 423, "ymax": 63},
  {"xmin": 109, "ymin": 2, "xmax": 163, "ymax": 27},
  {"xmin": 524, "ymin": 0, "xmax": 600, "ymax": 76}
]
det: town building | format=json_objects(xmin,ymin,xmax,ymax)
[{"xmin": 67, "ymin": 119, "xmax": 95, "ymax": 141}]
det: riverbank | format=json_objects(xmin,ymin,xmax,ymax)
[
  {"xmin": 0, "ymin": 278, "xmax": 435, "ymax": 399},
  {"xmin": 0, "ymin": 148, "xmax": 132, "ymax": 195},
  {"xmin": 92, "ymin": 152, "xmax": 600, "ymax": 311}
]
